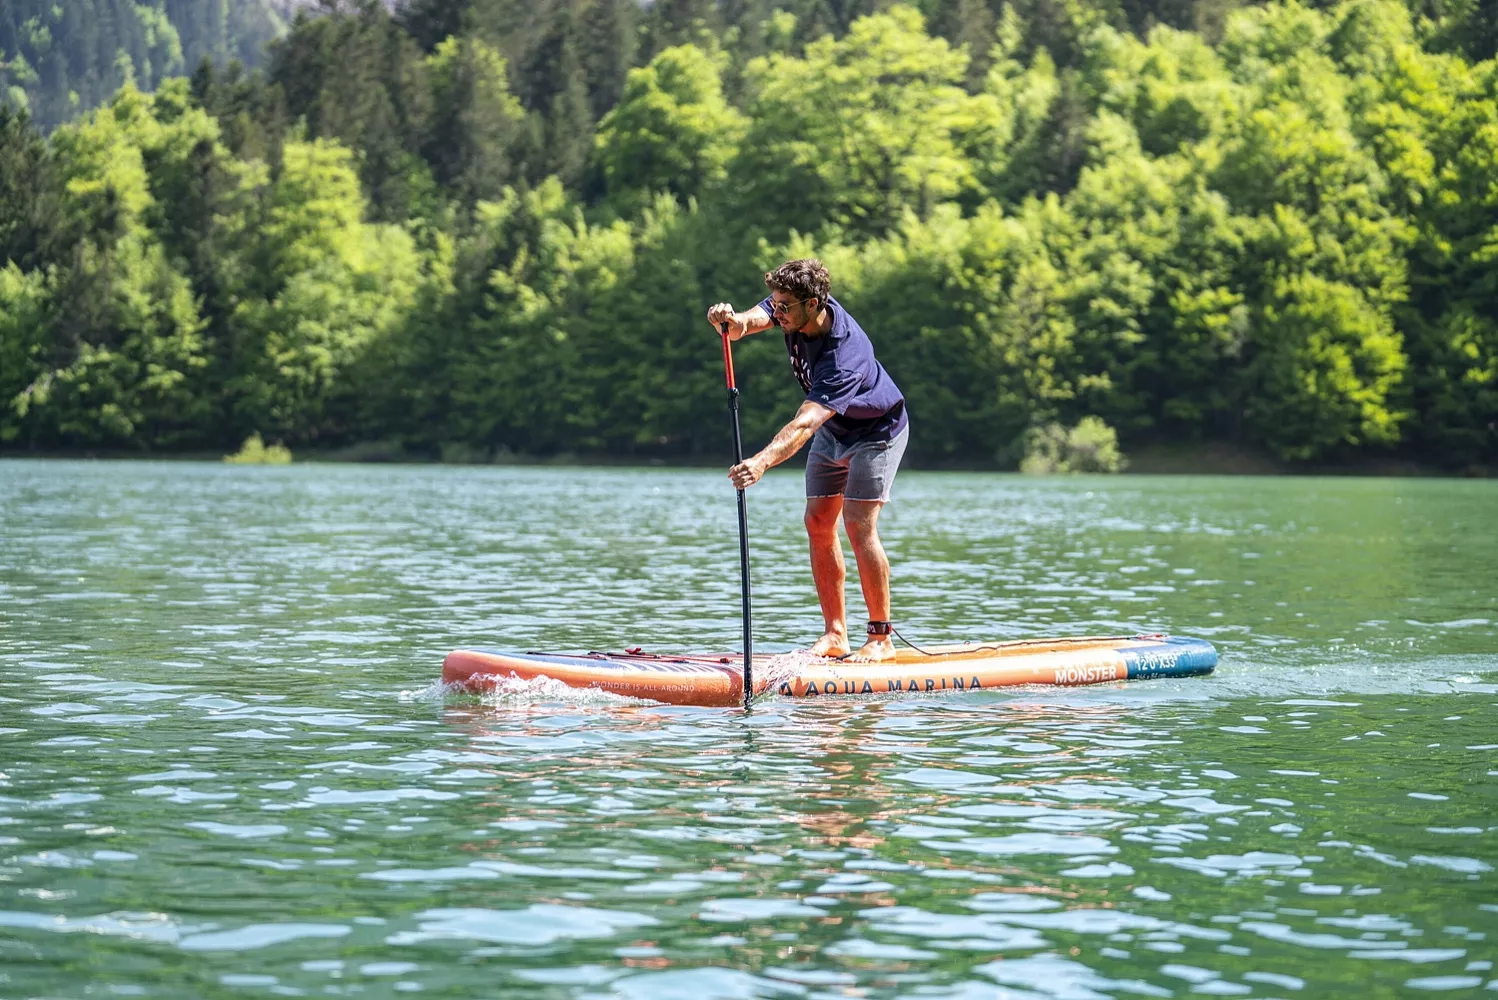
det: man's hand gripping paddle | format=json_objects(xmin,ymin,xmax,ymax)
[{"xmin": 720, "ymin": 322, "xmax": 754, "ymax": 709}]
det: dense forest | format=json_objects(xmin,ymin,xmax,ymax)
[
  {"xmin": 1, "ymin": 0, "xmax": 1495, "ymax": 470},
  {"xmin": 0, "ymin": 0, "xmax": 300, "ymax": 130}
]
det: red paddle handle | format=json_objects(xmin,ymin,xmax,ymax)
[{"xmin": 719, "ymin": 322, "xmax": 736, "ymax": 390}]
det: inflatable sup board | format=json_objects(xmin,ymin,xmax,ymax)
[{"xmin": 443, "ymin": 634, "xmax": 1216, "ymax": 707}]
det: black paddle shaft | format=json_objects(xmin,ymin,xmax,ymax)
[{"xmin": 719, "ymin": 322, "xmax": 753, "ymax": 709}]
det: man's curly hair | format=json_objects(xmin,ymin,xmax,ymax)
[{"xmin": 764, "ymin": 258, "xmax": 831, "ymax": 304}]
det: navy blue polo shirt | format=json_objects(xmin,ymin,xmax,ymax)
[{"xmin": 757, "ymin": 294, "xmax": 908, "ymax": 444}]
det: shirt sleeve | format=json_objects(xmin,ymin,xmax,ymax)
[
  {"xmin": 807, "ymin": 353, "xmax": 862, "ymax": 415},
  {"xmin": 756, "ymin": 296, "xmax": 780, "ymax": 328}
]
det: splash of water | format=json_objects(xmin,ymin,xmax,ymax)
[
  {"xmin": 758, "ymin": 650, "xmax": 824, "ymax": 693},
  {"xmin": 474, "ymin": 672, "xmax": 654, "ymax": 708},
  {"xmin": 398, "ymin": 679, "xmax": 453, "ymax": 703},
  {"xmin": 406, "ymin": 671, "xmax": 654, "ymax": 708}
]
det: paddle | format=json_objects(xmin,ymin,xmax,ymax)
[{"xmin": 719, "ymin": 321, "xmax": 754, "ymax": 709}]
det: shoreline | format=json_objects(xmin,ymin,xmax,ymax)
[{"xmin": 1, "ymin": 443, "xmax": 1491, "ymax": 478}]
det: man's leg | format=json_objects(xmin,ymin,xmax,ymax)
[
  {"xmin": 842, "ymin": 499, "xmax": 895, "ymax": 662},
  {"xmin": 805, "ymin": 496, "xmax": 849, "ymax": 657}
]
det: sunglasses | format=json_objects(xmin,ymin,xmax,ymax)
[{"xmin": 770, "ymin": 297, "xmax": 814, "ymax": 316}]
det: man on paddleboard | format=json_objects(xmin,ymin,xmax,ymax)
[{"xmin": 708, "ymin": 258, "xmax": 909, "ymax": 663}]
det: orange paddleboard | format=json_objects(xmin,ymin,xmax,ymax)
[{"xmin": 442, "ymin": 634, "xmax": 1217, "ymax": 707}]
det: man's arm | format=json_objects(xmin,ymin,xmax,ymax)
[
  {"xmin": 707, "ymin": 302, "xmax": 774, "ymax": 341},
  {"xmin": 729, "ymin": 399, "xmax": 836, "ymax": 489}
]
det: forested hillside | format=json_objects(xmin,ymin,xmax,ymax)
[
  {"xmin": 0, "ymin": 0, "xmax": 294, "ymax": 130},
  {"xmin": 1, "ymin": 0, "xmax": 1495, "ymax": 469}
]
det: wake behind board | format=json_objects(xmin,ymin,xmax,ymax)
[{"xmin": 442, "ymin": 634, "xmax": 1216, "ymax": 707}]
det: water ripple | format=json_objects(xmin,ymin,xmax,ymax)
[{"xmin": 1, "ymin": 461, "xmax": 1494, "ymax": 997}]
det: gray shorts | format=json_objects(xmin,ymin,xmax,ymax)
[{"xmin": 805, "ymin": 424, "xmax": 909, "ymax": 502}]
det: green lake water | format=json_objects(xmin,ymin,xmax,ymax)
[{"xmin": 1, "ymin": 459, "xmax": 1495, "ymax": 998}]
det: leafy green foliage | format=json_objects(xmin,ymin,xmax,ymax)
[
  {"xmin": 730, "ymin": 7, "xmax": 994, "ymax": 238},
  {"xmin": 2, "ymin": 0, "xmax": 1496, "ymax": 470},
  {"xmin": 15, "ymin": 87, "xmax": 210, "ymax": 447},
  {"xmin": 228, "ymin": 137, "xmax": 427, "ymax": 444},
  {"xmin": 1021, "ymin": 416, "xmax": 1127, "ymax": 473},
  {"xmin": 0, "ymin": 262, "xmax": 52, "ymax": 444},
  {"xmin": 595, "ymin": 45, "xmax": 745, "ymax": 215},
  {"xmin": 224, "ymin": 431, "xmax": 292, "ymax": 463}
]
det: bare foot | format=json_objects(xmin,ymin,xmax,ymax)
[
  {"xmin": 809, "ymin": 631, "xmax": 851, "ymax": 658},
  {"xmin": 842, "ymin": 636, "xmax": 896, "ymax": 664}
]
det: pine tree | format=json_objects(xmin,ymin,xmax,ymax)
[
  {"xmin": 0, "ymin": 106, "xmax": 62, "ymax": 270},
  {"xmin": 512, "ymin": 0, "xmax": 577, "ymax": 110},
  {"xmin": 0, "ymin": 7, "xmax": 19, "ymax": 64},
  {"xmin": 267, "ymin": 1, "xmax": 430, "ymax": 218},
  {"xmin": 423, "ymin": 36, "xmax": 521, "ymax": 208},
  {"xmin": 640, "ymin": 0, "xmax": 721, "ymax": 60},
  {"xmin": 163, "ymin": 0, "xmax": 230, "ymax": 67},
  {"xmin": 192, "ymin": 56, "xmax": 287, "ymax": 168},
  {"xmin": 34, "ymin": 21, "xmax": 72, "ymax": 129},
  {"xmin": 395, "ymin": 0, "xmax": 474, "ymax": 51},
  {"xmin": 548, "ymin": 57, "xmax": 595, "ymax": 188},
  {"xmin": 74, "ymin": 0, "xmax": 108, "ymax": 105},
  {"xmin": 794, "ymin": 0, "xmax": 900, "ymax": 38},
  {"xmin": 954, "ymin": 0, "xmax": 996, "ymax": 91},
  {"xmin": 1468, "ymin": 0, "xmax": 1498, "ymax": 61},
  {"xmin": 577, "ymin": 0, "xmax": 637, "ymax": 121},
  {"xmin": 513, "ymin": 2, "xmax": 596, "ymax": 187}
]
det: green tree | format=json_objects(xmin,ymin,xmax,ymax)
[
  {"xmin": 190, "ymin": 57, "xmax": 288, "ymax": 169},
  {"xmin": 640, "ymin": 0, "xmax": 722, "ymax": 59},
  {"xmin": 594, "ymin": 44, "xmax": 745, "ymax": 215},
  {"xmin": 140, "ymin": 78, "xmax": 269, "ymax": 443},
  {"xmin": 0, "ymin": 106, "xmax": 63, "ymax": 270},
  {"xmin": 0, "ymin": 263, "xmax": 54, "ymax": 446},
  {"xmin": 786, "ymin": 204, "xmax": 1023, "ymax": 460},
  {"xmin": 926, "ymin": 0, "xmax": 997, "ymax": 89},
  {"xmin": 267, "ymin": 1, "xmax": 433, "ymax": 220},
  {"xmin": 19, "ymin": 87, "xmax": 208, "ymax": 447},
  {"xmin": 1205, "ymin": 2, "xmax": 1412, "ymax": 458},
  {"xmin": 578, "ymin": 0, "xmax": 638, "ymax": 120},
  {"xmin": 729, "ymin": 5, "xmax": 994, "ymax": 238},
  {"xmin": 229, "ymin": 137, "xmax": 426, "ymax": 444},
  {"xmin": 1246, "ymin": 269, "xmax": 1407, "ymax": 459},
  {"xmin": 1330, "ymin": 0, "xmax": 1498, "ymax": 463},
  {"xmin": 395, "ymin": 0, "xmax": 475, "ymax": 52},
  {"xmin": 423, "ymin": 35, "xmax": 522, "ymax": 209},
  {"xmin": 506, "ymin": 2, "xmax": 596, "ymax": 188}
]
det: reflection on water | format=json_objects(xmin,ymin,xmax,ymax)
[{"xmin": 0, "ymin": 460, "xmax": 1494, "ymax": 997}]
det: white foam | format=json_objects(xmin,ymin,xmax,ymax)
[
  {"xmin": 398, "ymin": 679, "xmax": 454, "ymax": 703},
  {"xmin": 759, "ymin": 650, "xmax": 824, "ymax": 686},
  {"xmin": 474, "ymin": 673, "xmax": 654, "ymax": 708}
]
